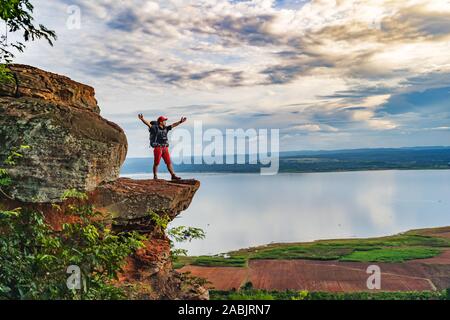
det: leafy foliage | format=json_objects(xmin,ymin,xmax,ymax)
[
  {"xmin": 0, "ymin": 204, "xmax": 145, "ymax": 299},
  {"xmin": 0, "ymin": 63, "xmax": 13, "ymax": 82},
  {"xmin": 211, "ymin": 289, "xmax": 450, "ymax": 301},
  {"xmin": 0, "ymin": 145, "xmax": 30, "ymax": 199},
  {"xmin": 60, "ymin": 189, "xmax": 88, "ymax": 202},
  {"xmin": 0, "ymin": 147, "xmax": 145, "ymax": 300},
  {"xmin": 148, "ymin": 210, "xmax": 205, "ymax": 260},
  {"xmin": 3, "ymin": 145, "xmax": 30, "ymax": 166},
  {"xmin": 148, "ymin": 210, "xmax": 171, "ymax": 233},
  {"xmin": 0, "ymin": 0, "xmax": 56, "ymax": 80},
  {"xmin": 168, "ymin": 225, "xmax": 206, "ymax": 258}
]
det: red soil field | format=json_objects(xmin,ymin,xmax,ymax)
[
  {"xmin": 413, "ymin": 249, "xmax": 450, "ymax": 265},
  {"xmin": 181, "ymin": 266, "xmax": 248, "ymax": 290},
  {"xmin": 247, "ymin": 260, "xmax": 434, "ymax": 292},
  {"xmin": 179, "ymin": 228, "xmax": 450, "ymax": 292},
  {"xmin": 179, "ymin": 252, "xmax": 450, "ymax": 292}
]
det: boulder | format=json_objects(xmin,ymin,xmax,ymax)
[
  {"xmin": 0, "ymin": 65, "xmax": 127, "ymax": 203},
  {"xmin": 91, "ymin": 178, "xmax": 206, "ymax": 299},
  {"xmin": 0, "ymin": 64, "xmax": 99, "ymax": 112},
  {"xmin": 92, "ymin": 178, "xmax": 201, "ymax": 231}
]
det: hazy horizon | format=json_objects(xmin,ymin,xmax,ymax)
[{"xmin": 124, "ymin": 145, "xmax": 450, "ymax": 160}]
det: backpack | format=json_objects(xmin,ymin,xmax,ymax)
[{"xmin": 149, "ymin": 121, "xmax": 159, "ymax": 147}]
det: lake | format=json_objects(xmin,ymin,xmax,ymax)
[{"xmin": 123, "ymin": 170, "xmax": 450, "ymax": 256}]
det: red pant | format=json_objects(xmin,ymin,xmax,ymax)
[{"xmin": 153, "ymin": 146, "xmax": 171, "ymax": 166}]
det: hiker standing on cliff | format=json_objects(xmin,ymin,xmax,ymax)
[{"xmin": 138, "ymin": 114, "xmax": 187, "ymax": 180}]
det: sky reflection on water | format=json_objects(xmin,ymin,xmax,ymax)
[{"xmin": 124, "ymin": 170, "xmax": 450, "ymax": 256}]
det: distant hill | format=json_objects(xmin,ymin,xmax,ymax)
[{"xmin": 121, "ymin": 147, "xmax": 450, "ymax": 174}]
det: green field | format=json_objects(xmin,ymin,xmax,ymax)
[
  {"xmin": 175, "ymin": 227, "xmax": 450, "ymax": 268},
  {"xmin": 210, "ymin": 289, "xmax": 450, "ymax": 300}
]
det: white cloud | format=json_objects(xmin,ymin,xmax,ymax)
[
  {"xmin": 12, "ymin": 0, "xmax": 450, "ymax": 156},
  {"xmin": 291, "ymin": 124, "xmax": 322, "ymax": 132}
]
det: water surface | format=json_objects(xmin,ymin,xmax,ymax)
[{"xmin": 123, "ymin": 170, "xmax": 450, "ymax": 256}]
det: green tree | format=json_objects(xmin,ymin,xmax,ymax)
[
  {"xmin": 0, "ymin": 0, "xmax": 56, "ymax": 81},
  {"xmin": 0, "ymin": 148, "xmax": 145, "ymax": 300},
  {"xmin": 148, "ymin": 211, "xmax": 206, "ymax": 260}
]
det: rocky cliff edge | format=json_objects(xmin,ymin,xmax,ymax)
[{"xmin": 0, "ymin": 64, "xmax": 207, "ymax": 300}]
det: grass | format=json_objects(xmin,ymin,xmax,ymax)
[
  {"xmin": 190, "ymin": 256, "xmax": 248, "ymax": 267},
  {"xmin": 176, "ymin": 227, "xmax": 450, "ymax": 268},
  {"xmin": 174, "ymin": 255, "xmax": 247, "ymax": 268},
  {"xmin": 211, "ymin": 289, "xmax": 450, "ymax": 300},
  {"xmin": 340, "ymin": 247, "xmax": 441, "ymax": 263},
  {"xmin": 249, "ymin": 245, "xmax": 354, "ymax": 261}
]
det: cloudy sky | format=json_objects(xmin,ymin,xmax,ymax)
[{"xmin": 13, "ymin": 0, "xmax": 450, "ymax": 157}]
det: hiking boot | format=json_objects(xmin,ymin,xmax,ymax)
[{"xmin": 171, "ymin": 175, "xmax": 182, "ymax": 181}]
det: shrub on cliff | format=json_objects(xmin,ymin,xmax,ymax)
[
  {"xmin": 148, "ymin": 210, "xmax": 205, "ymax": 260},
  {"xmin": 0, "ymin": 205, "xmax": 145, "ymax": 300},
  {"xmin": 0, "ymin": 148, "xmax": 145, "ymax": 300},
  {"xmin": 1, "ymin": 0, "xmax": 56, "ymax": 81}
]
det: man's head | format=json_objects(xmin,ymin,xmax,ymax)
[{"xmin": 158, "ymin": 116, "xmax": 168, "ymax": 126}]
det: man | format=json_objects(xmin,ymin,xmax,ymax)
[{"xmin": 138, "ymin": 113, "xmax": 187, "ymax": 180}]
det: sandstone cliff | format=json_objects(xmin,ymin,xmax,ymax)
[
  {"xmin": 0, "ymin": 64, "xmax": 127, "ymax": 203},
  {"xmin": 0, "ymin": 65, "xmax": 207, "ymax": 300}
]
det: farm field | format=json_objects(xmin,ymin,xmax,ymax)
[{"xmin": 178, "ymin": 227, "xmax": 450, "ymax": 294}]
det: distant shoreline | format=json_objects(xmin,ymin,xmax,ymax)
[
  {"xmin": 121, "ymin": 167, "xmax": 450, "ymax": 177},
  {"xmin": 122, "ymin": 147, "xmax": 450, "ymax": 175}
]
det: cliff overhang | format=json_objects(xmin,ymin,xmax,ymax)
[{"xmin": 0, "ymin": 64, "xmax": 207, "ymax": 300}]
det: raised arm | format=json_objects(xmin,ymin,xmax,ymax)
[
  {"xmin": 138, "ymin": 113, "xmax": 152, "ymax": 128},
  {"xmin": 171, "ymin": 117, "xmax": 187, "ymax": 129}
]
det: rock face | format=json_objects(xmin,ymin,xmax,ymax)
[
  {"xmin": 92, "ymin": 178, "xmax": 208, "ymax": 300},
  {"xmin": 94, "ymin": 178, "xmax": 201, "ymax": 231},
  {"xmin": 0, "ymin": 64, "xmax": 127, "ymax": 202},
  {"xmin": 0, "ymin": 65, "xmax": 207, "ymax": 300},
  {"xmin": 0, "ymin": 64, "xmax": 99, "ymax": 112},
  {"xmin": 94, "ymin": 178, "xmax": 206, "ymax": 299}
]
